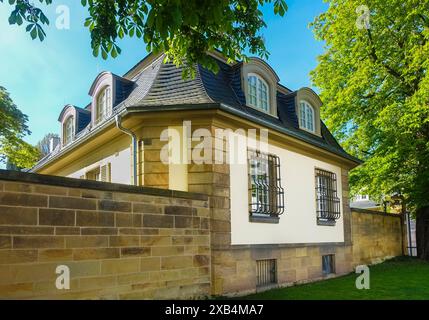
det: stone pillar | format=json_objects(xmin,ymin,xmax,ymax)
[
  {"xmin": 187, "ymin": 124, "xmax": 232, "ymax": 295},
  {"xmin": 341, "ymin": 168, "xmax": 352, "ymax": 246},
  {"xmin": 139, "ymin": 126, "xmax": 169, "ymax": 189}
]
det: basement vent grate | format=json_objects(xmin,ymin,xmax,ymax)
[
  {"xmin": 322, "ymin": 254, "xmax": 336, "ymax": 275},
  {"xmin": 256, "ymin": 259, "xmax": 277, "ymax": 287}
]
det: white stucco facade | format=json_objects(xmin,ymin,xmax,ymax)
[
  {"xmin": 229, "ymin": 135, "xmax": 344, "ymax": 245},
  {"xmin": 57, "ymin": 136, "xmax": 132, "ymax": 185}
]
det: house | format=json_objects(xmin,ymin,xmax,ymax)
[
  {"xmin": 31, "ymin": 51, "xmax": 362, "ymax": 294},
  {"xmin": 350, "ymin": 195, "xmax": 380, "ymax": 210}
]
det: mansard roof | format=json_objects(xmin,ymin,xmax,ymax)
[
  {"xmin": 34, "ymin": 52, "xmax": 360, "ymax": 171},
  {"xmin": 121, "ymin": 54, "xmax": 357, "ymax": 163}
]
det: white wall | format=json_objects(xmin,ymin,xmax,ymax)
[
  {"xmin": 57, "ymin": 137, "xmax": 132, "ymax": 185},
  {"xmin": 230, "ymin": 135, "xmax": 344, "ymax": 245},
  {"xmin": 167, "ymin": 126, "xmax": 188, "ymax": 192}
]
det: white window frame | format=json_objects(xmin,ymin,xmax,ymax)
[
  {"xmin": 63, "ymin": 116, "xmax": 74, "ymax": 145},
  {"xmin": 247, "ymin": 73, "xmax": 270, "ymax": 112},
  {"xmin": 316, "ymin": 174, "xmax": 329, "ymax": 215},
  {"xmin": 299, "ymin": 100, "xmax": 315, "ymax": 133},
  {"xmin": 249, "ymin": 157, "xmax": 270, "ymax": 214},
  {"xmin": 95, "ymin": 86, "xmax": 111, "ymax": 124},
  {"xmin": 84, "ymin": 163, "xmax": 111, "ymax": 182}
]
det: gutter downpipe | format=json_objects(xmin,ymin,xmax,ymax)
[{"xmin": 115, "ymin": 115, "xmax": 138, "ymax": 186}]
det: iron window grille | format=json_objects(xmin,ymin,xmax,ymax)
[
  {"xmin": 315, "ymin": 168, "xmax": 341, "ymax": 225},
  {"xmin": 322, "ymin": 254, "xmax": 335, "ymax": 274},
  {"xmin": 248, "ymin": 149, "xmax": 285, "ymax": 217},
  {"xmin": 256, "ymin": 259, "xmax": 277, "ymax": 287}
]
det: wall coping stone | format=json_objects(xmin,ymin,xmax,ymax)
[
  {"xmin": 351, "ymin": 207, "xmax": 403, "ymax": 218},
  {"xmin": 0, "ymin": 169, "xmax": 208, "ymax": 201},
  {"xmin": 214, "ymin": 241, "xmax": 347, "ymax": 251}
]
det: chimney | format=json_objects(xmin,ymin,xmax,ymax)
[{"xmin": 49, "ymin": 136, "xmax": 60, "ymax": 153}]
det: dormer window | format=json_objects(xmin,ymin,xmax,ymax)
[
  {"xmin": 95, "ymin": 86, "xmax": 111, "ymax": 124},
  {"xmin": 63, "ymin": 116, "xmax": 74, "ymax": 145},
  {"xmin": 247, "ymin": 73, "xmax": 269, "ymax": 112},
  {"xmin": 299, "ymin": 101, "xmax": 315, "ymax": 133}
]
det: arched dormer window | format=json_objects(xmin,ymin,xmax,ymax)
[
  {"xmin": 63, "ymin": 116, "xmax": 74, "ymax": 145},
  {"xmin": 242, "ymin": 58, "xmax": 279, "ymax": 116},
  {"xmin": 299, "ymin": 101, "xmax": 315, "ymax": 133},
  {"xmin": 95, "ymin": 86, "xmax": 111, "ymax": 125},
  {"xmin": 247, "ymin": 73, "xmax": 269, "ymax": 112}
]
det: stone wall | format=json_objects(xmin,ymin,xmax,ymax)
[
  {"xmin": 351, "ymin": 208, "xmax": 404, "ymax": 265},
  {"xmin": 0, "ymin": 170, "xmax": 210, "ymax": 299},
  {"xmin": 0, "ymin": 169, "xmax": 406, "ymax": 299},
  {"xmin": 212, "ymin": 243, "xmax": 353, "ymax": 296},
  {"xmin": 209, "ymin": 169, "xmax": 405, "ymax": 297},
  {"xmin": 210, "ymin": 208, "xmax": 405, "ymax": 297}
]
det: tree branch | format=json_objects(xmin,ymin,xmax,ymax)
[{"xmin": 366, "ymin": 29, "xmax": 415, "ymax": 95}]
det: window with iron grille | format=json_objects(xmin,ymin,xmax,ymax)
[
  {"xmin": 315, "ymin": 168, "xmax": 341, "ymax": 225},
  {"xmin": 248, "ymin": 149, "xmax": 285, "ymax": 220},
  {"xmin": 256, "ymin": 259, "xmax": 277, "ymax": 287},
  {"xmin": 322, "ymin": 254, "xmax": 335, "ymax": 274}
]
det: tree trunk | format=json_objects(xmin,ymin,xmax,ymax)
[{"xmin": 416, "ymin": 206, "xmax": 429, "ymax": 260}]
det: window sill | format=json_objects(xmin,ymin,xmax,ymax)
[
  {"xmin": 250, "ymin": 215, "xmax": 280, "ymax": 224},
  {"xmin": 299, "ymin": 125, "xmax": 322, "ymax": 137},
  {"xmin": 246, "ymin": 103, "xmax": 279, "ymax": 119},
  {"xmin": 317, "ymin": 219, "xmax": 337, "ymax": 226}
]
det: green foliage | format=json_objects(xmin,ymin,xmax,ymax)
[
  {"xmin": 1, "ymin": 0, "xmax": 287, "ymax": 75},
  {"xmin": 0, "ymin": 86, "xmax": 40, "ymax": 169},
  {"xmin": 1, "ymin": 0, "xmax": 52, "ymax": 41},
  {"xmin": 310, "ymin": 0, "xmax": 429, "ymax": 211}
]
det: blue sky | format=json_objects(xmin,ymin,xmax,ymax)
[{"xmin": 0, "ymin": 0, "xmax": 328, "ymax": 147}]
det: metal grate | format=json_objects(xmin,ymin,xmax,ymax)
[
  {"xmin": 248, "ymin": 149, "xmax": 285, "ymax": 217},
  {"xmin": 322, "ymin": 254, "xmax": 335, "ymax": 274},
  {"xmin": 256, "ymin": 259, "xmax": 277, "ymax": 287},
  {"xmin": 315, "ymin": 168, "xmax": 341, "ymax": 223}
]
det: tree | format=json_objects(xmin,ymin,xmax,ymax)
[
  {"xmin": 1, "ymin": 0, "xmax": 287, "ymax": 75},
  {"xmin": 311, "ymin": 0, "xmax": 429, "ymax": 258},
  {"xmin": 36, "ymin": 133, "xmax": 60, "ymax": 159},
  {"xmin": 0, "ymin": 86, "xmax": 40, "ymax": 169}
]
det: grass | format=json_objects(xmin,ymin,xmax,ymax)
[{"xmin": 242, "ymin": 257, "xmax": 429, "ymax": 300}]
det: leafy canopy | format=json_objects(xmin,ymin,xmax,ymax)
[
  {"xmin": 311, "ymin": 0, "xmax": 429, "ymax": 210},
  {"xmin": 1, "ymin": 0, "xmax": 287, "ymax": 75},
  {"xmin": 0, "ymin": 86, "xmax": 40, "ymax": 168}
]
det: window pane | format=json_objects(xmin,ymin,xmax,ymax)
[
  {"xmin": 64, "ymin": 117, "xmax": 74, "ymax": 145},
  {"xmin": 248, "ymin": 75, "xmax": 269, "ymax": 112},
  {"xmin": 248, "ymin": 76, "xmax": 258, "ymax": 107},
  {"xmin": 300, "ymin": 103, "xmax": 305, "ymax": 127},
  {"xmin": 248, "ymin": 150, "xmax": 284, "ymax": 216},
  {"xmin": 300, "ymin": 102, "xmax": 315, "ymax": 132},
  {"xmin": 257, "ymin": 79, "xmax": 262, "ymax": 109},
  {"xmin": 260, "ymin": 82, "xmax": 268, "ymax": 111},
  {"xmin": 96, "ymin": 87, "xmax": 111, "ymax": 123},
  {"xmin": 315, "ymin": 169, "xmax": 340, "ymax": 223}
]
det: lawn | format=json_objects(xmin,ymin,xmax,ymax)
[{"xmin": 243, "ymin": 257, "xmax": 429, "ymax": 300}]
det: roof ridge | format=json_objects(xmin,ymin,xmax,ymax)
[
  {"xmin": 195, "ymin": 64, "xmax": 216, "ymax": 104},
  {"xmin": 221, "ymin": 64, "xmax": 246, "ymax": 109},
  {"xmin": 138, "ymin": 54, "xmax": 166, "ymax": 102}
]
